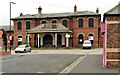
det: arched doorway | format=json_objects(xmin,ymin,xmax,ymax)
[
  {"xmin": 57, "ymin": 34, "xmax": 62, "ymax": 46},
  {"xmin": 88, "ymin": 34, "xmax": 94, "ymax": 44},
  {"xmin": 18, "ymin": 36, "xmax": 22, "ymax": 45},
  {"xmin": 43, "ymin": 34, "xmax": 53, "ymax": 47},
  {"xmin": 78, "ymin": 34, "xmax": 83, "ymax": 44}
]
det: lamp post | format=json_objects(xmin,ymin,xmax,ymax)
[{"xmin": 10, "ymin": 2, "xmax": 15, "ymax": 51}]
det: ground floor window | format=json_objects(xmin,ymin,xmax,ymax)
[
  {"xmin": 57, "ymin": 34, "xmax": 62, "ymax": 46},
  {"xmin": 18, "ymin": 36, "xmax": 22, "ymax": 45},
  {"xmin": 78, "ymin": 34, "xmax": 83, "ymax": 44},
  {"xmin": 88, "ymin": 34, "xmax": 94, "ymax": 44}
]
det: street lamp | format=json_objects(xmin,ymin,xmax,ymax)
[{"xmin": 10, "ymin": 2, "xmax": 15, "ymax": 51}]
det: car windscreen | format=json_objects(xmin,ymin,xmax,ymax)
[
  {"xmin": 84, "ymin": 42, "xmax": 91, "ymax": 44},
  {"xmin": 18, "ymin": 45, "xmax": 25, "ymax": 48}
]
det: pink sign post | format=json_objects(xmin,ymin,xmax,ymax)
[{"xmin": 101, "ymin": 22, "xmax": 107, "ymax": 67}]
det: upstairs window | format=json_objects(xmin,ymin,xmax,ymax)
[
  {"xmin": 52, "ymin": 20, "xmax": 57, "ymax": 28},
  {"xmin": 78, "ymin": 19, "xmax": 83, "ymax": 27},
  {"xmin": 17, "ymin": 22, "xmax": 22, "ymax": 30},
  {"xmin": 41, "ymin": 21, "xmax": 46, "ymax": 24},
  {"xmin": 26, "ymin": 21, "xmax": 31, "ymax": 30},
  {"xmin": 52, "ymin": 20, "xmax": 57, "ymax": 24},
  {"xmin": 62, "ymin": 20, "xmax": 68, "ymax": 27},
  {"xmin": 89, "ymin": 18, "xmax": 94, "ymax": 27}
]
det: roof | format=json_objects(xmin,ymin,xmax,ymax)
[
  {"xmin": 105, "ymin": 3, "xmax": 120, "ymax": 14},
  {"xmin": 0, "ymin": 25, "xmax": 14, "ymax": 31},
  {"xmin": 27, "ymin": 24, "xmax": 72, "ymax": 33},
  {"xmin": 12, "ymin": 10, "xmax": 100, "ymax": 20}
]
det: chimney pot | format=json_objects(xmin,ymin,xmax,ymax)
[
  {"xmin": 96, "ymin": 8, "xmax": 99, "ymax": 13},
  {"xmin": 20, "ymin": 13, "xmax": 23, "ymax": 16},
  {"xmin": 38, "ymin": 6, "xmax": 42, "ymax": 15},
  {"xmin": 74, "ymin": 5, "xmax": 77, "ymax": 12}
]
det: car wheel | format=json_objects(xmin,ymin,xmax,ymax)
[
  {"xmin": 29, "ymin": 49, "xmax": 31, "ymax": 52},
  {"xmin": 15, "ymin": 51, "xmax": 18, "ymax": 53}
]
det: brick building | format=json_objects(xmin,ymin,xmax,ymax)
[
  {"xmin": 103, "ymin": 3, "xmax": 120, "ymax": 68},
  {"xmin": 0, "ymin": 26, "xmax": 14, "ymax": 48},
  {"xmin": 11, "ymin": 5, "xmax": 101, "ymax": 48}
]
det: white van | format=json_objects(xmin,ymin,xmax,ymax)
[{"xmin": 83, "ymin": 40, "xmax": 92, "ymax": 49}]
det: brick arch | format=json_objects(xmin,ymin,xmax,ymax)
[
  {"xmin": 77, "ymin": 33, "xmax": 85, "ymax": 37},
  {"xmin": 87, "ymin": 32, "xmax": 95, "ymax": 36},
  {"xmin": 51, "ymin": 19, "xmax": 58, "ymax": 23},
  {"xmin": 61, "ymin": 18, "xmax": 69, "ymax": 21}
]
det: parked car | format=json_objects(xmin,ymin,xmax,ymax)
[
  {"xmin": 83, "ymin": 40, "xmax": 92, "ymax": 49},
  {"xmin": 15, "ymin": 45, "xmax": 31, "ymax": 53}
]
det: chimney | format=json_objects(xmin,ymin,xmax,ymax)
[
  {"xmin": 38, "ymin": 6, "xmax": 42, "ymax": 15},
  {"xmin": 74, "ymin": 5, "xmax": 77, "ymax": 12},
  {"xmin": 20, "ymin": 13, "xmax": 23, "ymax": 16},
  {"xmin": 96, "ymin": 8, "xmax": 99, "ymax": 13}
]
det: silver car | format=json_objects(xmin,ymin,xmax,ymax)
[{"xmin": 15, "ymin": 45, "xmax": 31, "ymax": 53}]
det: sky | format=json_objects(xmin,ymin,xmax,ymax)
[{"xmin": 0, "ymin": 0, "xmax": 120, "ymax": 25}]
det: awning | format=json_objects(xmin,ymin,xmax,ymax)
[{"xmin": 27, "ymin": 23, "xmax": 72, "ymax": 33}]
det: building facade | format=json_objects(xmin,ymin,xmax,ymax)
[
  {"xmin": 11, "ymin": 5, "xmax": 101, "ymax": 48},
  {"xmin": 103, "ymin": 3, "xmax": 120, "ymax": 68}
]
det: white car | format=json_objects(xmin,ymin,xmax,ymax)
[
  {"xmin": 83, "ymin": 40, "xmax": 92, "ymax": 49},
  {"xmin": 15, "ymin": 45, "xmax": 31, "ymax": 53}
]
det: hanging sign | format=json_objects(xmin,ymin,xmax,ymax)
[
  {"xmin": 18, "ymin": 38, "xmax": 22, "ymax": 42},
  {"xmin": 65, "ymin": 33, "xmax": 70, "ymax": 38},
  {"xmin": 89, "ymin": 36, "xmax": 93, "ymax": 40}
]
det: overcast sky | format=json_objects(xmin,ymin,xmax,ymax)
[{"xmin": 0, "ymin": 0, "xmax": 120, "ymax": 25}]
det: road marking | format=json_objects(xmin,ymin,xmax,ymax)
[
  {"xmin": 58, "ymin": 51, "xmax": 90, "ymax": 74},
  {"xmin": 37, "ymin": 72, "xmax": 45, "ymax": 73}
]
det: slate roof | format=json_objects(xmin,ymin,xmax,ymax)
[
  {"xmin": 27, "ymin": 23, "xmax": 72, "ymax": 33},
  {"xmin": 0, "ymin": 25, "xmax": 14, "ymax": 31},
  {"xmin": 105, "ymin": 3, "xmax": 120, "ymax": 14},
  {"xmin": 12, "ymin": 10, "xmax": 100, "ymax": 20}
]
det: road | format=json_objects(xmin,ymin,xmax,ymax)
[{"xmin": 1, "ymin": 48, "xmax": 119, "ymax": 75}]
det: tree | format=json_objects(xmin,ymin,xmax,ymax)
[{"xmin": 1, "ymin": 29, "xmax": 7, "ymax": 51}]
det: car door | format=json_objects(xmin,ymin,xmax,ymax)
[
  {"xmin": 26, "ymin": 45, "xmax": 30, "ymax": 51},
  {"xmin": 25, "ymin": 45, "xmax": 29, "ymax": 52}
]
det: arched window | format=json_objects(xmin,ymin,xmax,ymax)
[
  {"xmin": 52, "ymin": 20, "xmax": 57, "ymax": 28},
  {"xmin": 26, "ymin": 21, "xmax": 31, "ymax": 29},
  {"xmin": 78, "ymin": 34, "xmax": 83, "ymax": 44},
  {"xmin": 41, "ymin": 21, "xmax": 46, "ymax": 24},
  {"xmin": 17, "ymin": 22, "xmax": 22, "ymax": 30},
  {"xmin": 89, "ymin": 18, "xmax": 94, "ymax": 27},
  {"xmin": 62, "ymin": 20, "xmax": 68, "ymax": 27},
  {"xmin": 52, "ymin": 20, "xmax": 57, "ymax": 24},
  {"xmin": 88, "ymin": 34, "xmax": 94, "ymax": 44},
  {"xmin": 78, "ymin": 18, "xmax": 83, "ymax": 27},
  {"xmin": 18, "ymin": 36, "xmax": 22, "ymax": 45}
]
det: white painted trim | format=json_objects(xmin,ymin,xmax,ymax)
[{"xmin": 106, "ymin": 21, "xmax": 120, "ymax": 24}]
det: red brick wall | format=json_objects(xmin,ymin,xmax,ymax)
[
  {"xmin": 13, "ymin": 15, "xmax": 100, "ymax": 48},
  {"xmin": 13, "ymin": 20, "xmax": 36, "ymax": 47},
  {"xmin": 73, "ymin": 16, "xmax": 99, "ymax": 47},
  {"xmin": 106, "ymin": 16, "xmax": 120, "ymax": 48},
  {"xmin": 105, "ymin": 16, "xmax": 120, "ymax": 68}
]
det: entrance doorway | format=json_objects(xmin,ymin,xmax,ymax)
[
  {"xmin": 43, "ymin": 34, "xmax": 53, "ymax": 47},
  {"xmin": 57, "ymin": 34, "xmax": 62, "ymax": 47}
]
